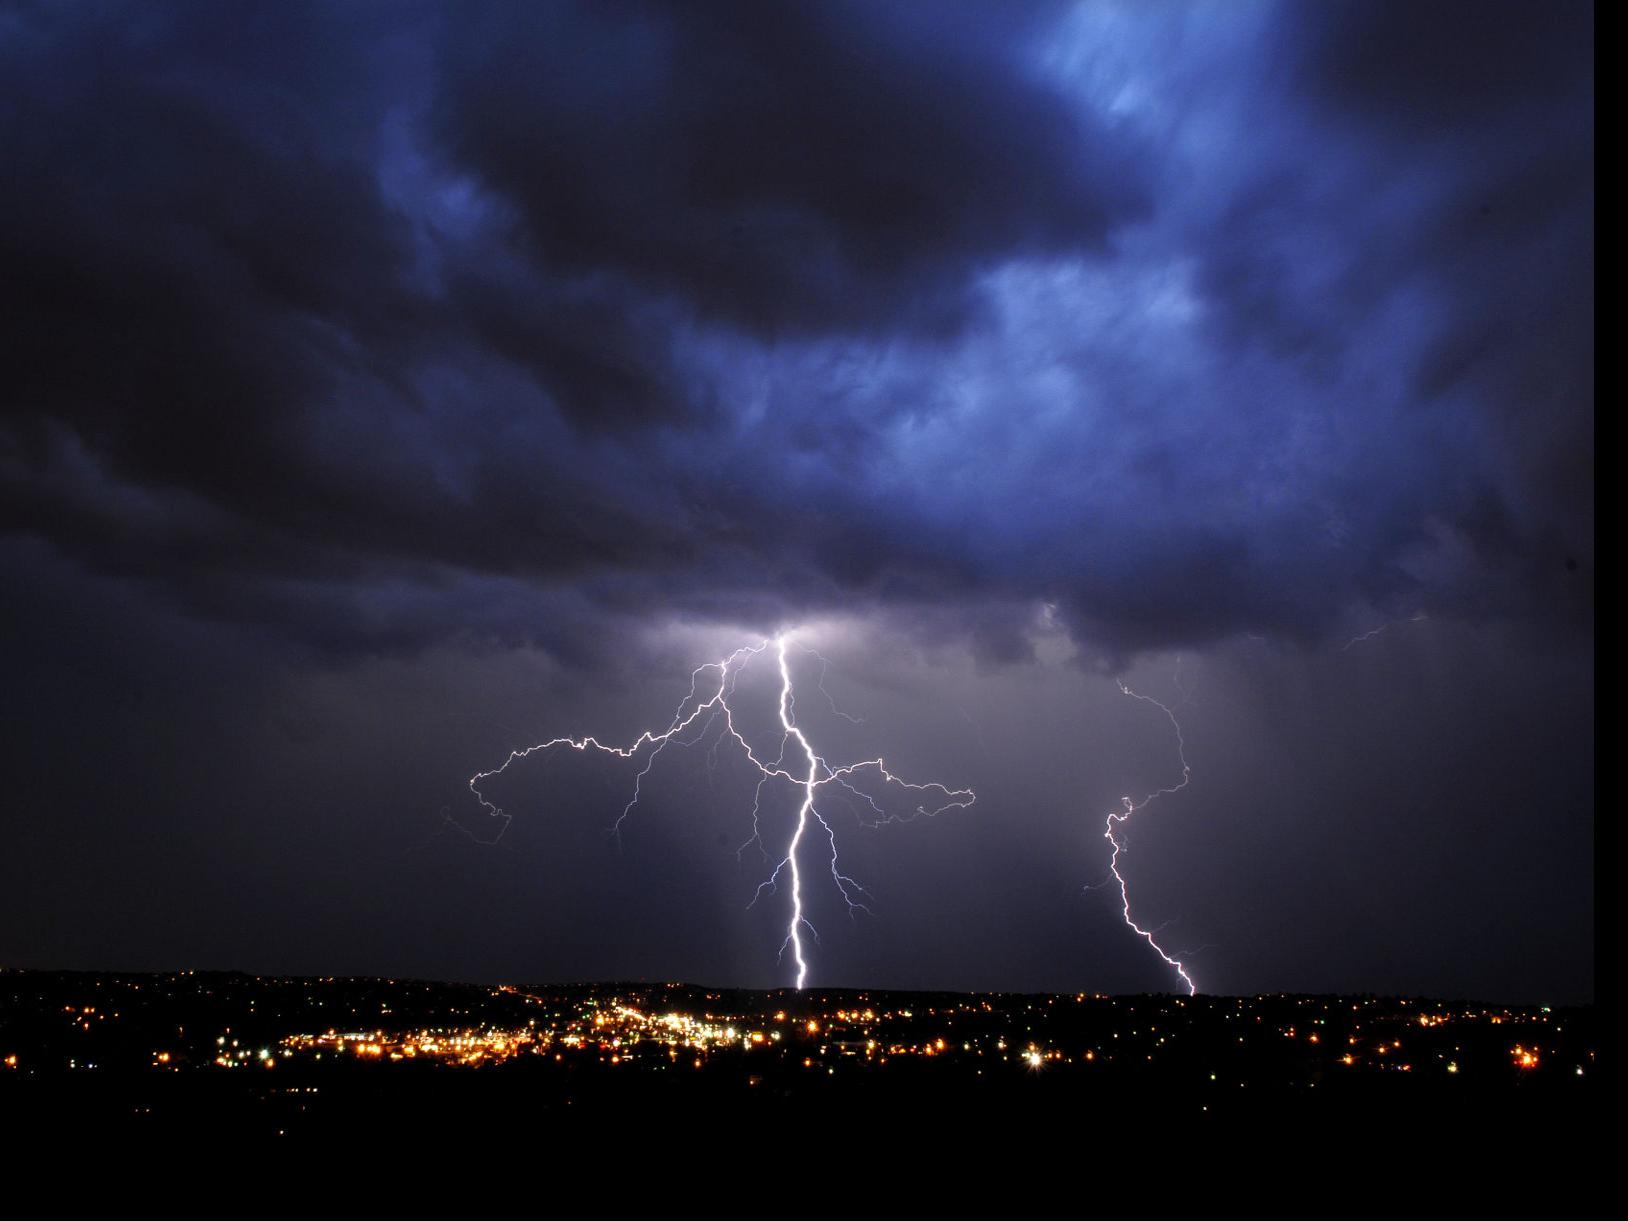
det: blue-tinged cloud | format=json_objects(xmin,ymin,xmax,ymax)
[{"xmin": 0, "ymin": 1, "xmax": 1592, "ymax": 663}]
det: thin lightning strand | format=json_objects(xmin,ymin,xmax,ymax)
[
  {"xmin": 1341, "ymin": 611, "xmax": 1428, "ymax": 652},
  {"xmin": 467, "ymin": 633, "xmax": 974, "ymax": 988},
  {"xmin": 1102, "ymin": 679, "xmax": 1196, "ymax": 995},
  {"xmin": 1340, "ymin": 625, "xmax": 1388, "ymax": 651}
]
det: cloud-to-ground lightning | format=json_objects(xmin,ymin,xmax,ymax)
[
  {"xmin": 467, "ymin": 634, "xmax": 974, "ymax": 987},
  {"xmin": 1100, "ymin": 679, "xmax": 1197, "ymax": 995},
  {"xmin": 1094, "ymin": 614, "xmax": 1433, "ymax": 992}
]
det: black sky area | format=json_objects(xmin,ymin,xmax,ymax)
[{"xmin": 0, "ymin": 1, "xmax": 1593, "ymax": 1003}]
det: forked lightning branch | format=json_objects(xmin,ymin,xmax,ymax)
[{"xmin": 468, "ymin": 635, "xmax": 975, "ymax": 988}]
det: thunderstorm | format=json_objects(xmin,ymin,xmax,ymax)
[{"xmin": 469, "ymin": 635, "xmax": 976, "ymax": 987}]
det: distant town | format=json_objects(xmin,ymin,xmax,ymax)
[{"xmin": 0, "ymin": 970, "xmax": 1595, "ymax": 1136}]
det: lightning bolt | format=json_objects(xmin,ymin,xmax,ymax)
[
  {"xmin": 1101, "ymin": 678, "xmax": 1196, "ymax": 995},
  {"xmin": 467, "ymin": 633, "xmax": 975, "ymax": 988},
  {"xmin": 1097, "ymin": 612, "xmax": 1433, "ymax": 991},
  {"xmin": 1341, "ymin": 611, "xmax": 1428, "ymax": 652}
]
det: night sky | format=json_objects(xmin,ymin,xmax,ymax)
[{"xmin": 1, "ymin": 1, "xmax": 1593, "ymax": 1002}]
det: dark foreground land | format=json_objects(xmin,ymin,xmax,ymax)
[{"xmin": 0, "ymin": 970, "xmax": 1597, "ymax": 1140}]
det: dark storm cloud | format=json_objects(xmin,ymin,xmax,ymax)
[
  {"xmin": 1299, "ymin": 0, "xmax": 1588, "ymax": 129},
  {"xmin": 435, "ymin": 0, "xmax": 1144, "ymax": 342},
  {"xmin": 0, "ymin": 3, "xmax": 1593, "ymax": 1002},
  {"xmin": 0, "ymin": 0, "xmax": 1592, "ymax": 663},
  {"xmin": 1220, "ymin": 0, "xmax": 1595, "ymax": 633}
]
